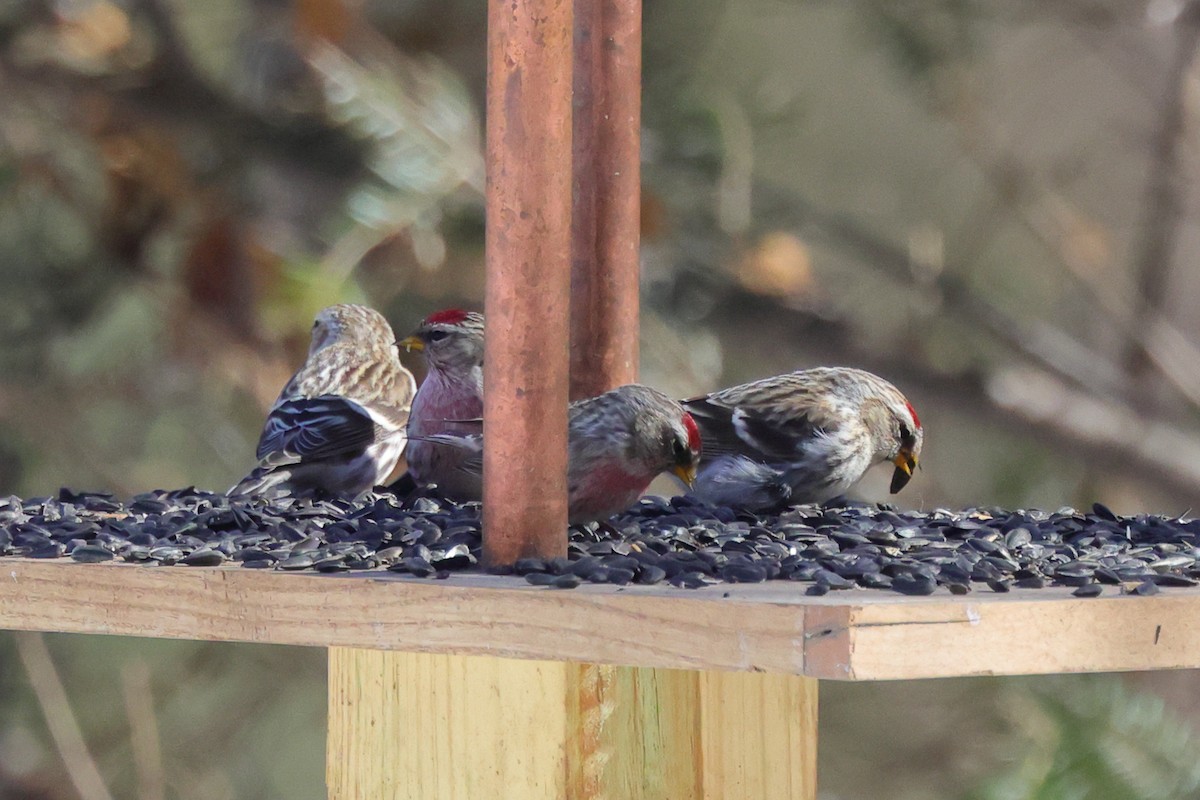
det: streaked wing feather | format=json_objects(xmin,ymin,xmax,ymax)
[
  {"xmin": 360, "ymin": 399, "xmax": 411, "ymax": 436},
  {"xmin": 680, "ymin": 396, "xmax": 743, "ymax": 459},
  {"xmin": 732, "ymin": 406, "xmax": 820, "ymax": 459},
  {"xmin": 685, "ymin": 393, "xmax": 826, "ymax": 461},
  {"xmin": 255, "ymin": 396, "xmax": 381, "ymax": 462},
  {"xmin": 415, "ymin": 433, "xmax": 484, "ymax": 474}
]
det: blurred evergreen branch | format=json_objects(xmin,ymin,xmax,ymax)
[
  {"xmin": 969, "ymin": 675, "xmax": 1200, "ymax": 800},
  {"xmin": 309, "ymin": 41, "xmax": 482, "ymax": 277}
]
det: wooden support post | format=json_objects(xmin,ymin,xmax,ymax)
[
  {"xmin": 569, "ymin": 0, "xmax": 642, "ymax": 400},
  {"xmin": 335, "ymin": 1, "xmax": 815, "ymax": 797},
  {"xmin": 566, "ymin": 10, "xmax": 731, "ymax": 800},
  {"xmin": 482, "ymin": 0, "xmax": 574, "ymax": 564},
  {"xmin": 327, "ymin": 649, "xmax": 818, "ymax": 799}
]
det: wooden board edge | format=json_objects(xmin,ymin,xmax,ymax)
[
  {"xmin": 833, "ymin": 594, "xmax": 1200, "ymax": 680},
  {"xmin": 0, "ymin": 560, "xmax": 819, "ymax": 676}
]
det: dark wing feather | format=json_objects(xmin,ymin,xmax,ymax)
[
  {"xmin": 732, "ymin": 406, "xmax": 820, "ymax": 459},
  {"xmin": 255, "ymin": 396, "xmax": 383, "ymax": 463},
  {"xmin": 683, "ymin": 394, "xmax": 824, "ymax": 461},
  {"xmin": 680, "ymin": 396, "xmax": 743, "ymax": 459}
]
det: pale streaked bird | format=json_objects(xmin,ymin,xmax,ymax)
[
  {"xmin": 682, "ymin": 367, "xmax": 922, "ymax": 511},
  {"xmin": 230, "ymin": 304, "xmax": 416, "ymax": 498}
]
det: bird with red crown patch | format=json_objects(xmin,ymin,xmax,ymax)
[
  {"xmin": 397, "ymin": 309, "xmax": 487, "ymax": 498},
  {"xmin": 565, "ymin": 384, "xmax": 701, "ymax": 523},
  {"xmin": 409, "ymin": 383, "xmax": 701, "ymax": 524},
  {"xmin": 682, "ymin": 367, "xmax": 922, "ymax": 510}
]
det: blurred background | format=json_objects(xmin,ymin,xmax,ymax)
[{"xmin": 2, "ymin": 0, "xmax": 1200, "ymax": 797}]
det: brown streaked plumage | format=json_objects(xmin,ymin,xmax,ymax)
[
  {"xmin": 409, "ymin": 384, "xmax": 701, "ymax": 524},
  {"xmin": 682, "ymin": 367, "xmax": 922, "ymax": 510},
  {"xmin": 230, "ymin": 304, "xmax": 416, "ymax": 498},
  {"xmin": 564, "ymin": 384, "xmax": 701, "ymax": 523}
]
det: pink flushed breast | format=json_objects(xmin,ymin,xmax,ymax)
[
  {"xmin": 408, "ymin": 371, "xmax": 484, "ymax": 436},
  {"xmin": 407, "ymin": 370, "xmax": 484, "ymax": 498},
  {"xmin": 568, "ymin": 460, "xmax": 655, "ymax": 523}
]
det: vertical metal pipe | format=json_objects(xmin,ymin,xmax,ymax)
[
  {"xmin": 483, "ymin": 0, "xmax": 573, "ymax": 564},
  {"xmin": 570, "ymin": 0, "xmax": 642, "ymax": 398},
  {"xmin": 571, "ymin": 0, "xmax": 600, "ymax": 396}
]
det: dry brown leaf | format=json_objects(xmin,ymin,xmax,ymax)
[{"xmin": 735, "ymin": 231, "xmax": 814, "ymax": 299}]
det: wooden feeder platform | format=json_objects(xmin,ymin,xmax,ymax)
[
  {"xmin": 3, "ymin": 558, "xmax": 1197, "ymax": 797},
  {"xmin": 3, "ymin": 559, "xmax": 1194, "ymax": 680},
  {"xmin": 1, "ymin": 0, "xmax": 1186, "ymax": 794}
]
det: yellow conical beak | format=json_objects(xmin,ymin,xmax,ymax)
[
  {"xmin": 890, "ymin": 451, "xmax": 918, "ymax": 494},
  {"xmin": 398, "ymin": 335, "xmax": 424, "ymax": 352},
  {"xmin": 671, "ymin": 463, "xmax": 697, "ymax": 488}
]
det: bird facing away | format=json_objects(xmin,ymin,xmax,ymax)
[
  {"xmin": 411, "ymin": 383, "xmax": 702, "ymax": 524},
  {"xmin": 398, "ymin": 308, "xmax": 486, "ymax": 500},
  {"xmin": 230, "ymin": 304, "xmax": 416, "ymax": 498},
  {"xmin": 682, "ymin": 367, "xmax": 922, "ymax": 511}
]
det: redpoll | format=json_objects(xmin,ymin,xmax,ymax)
[
  {"xmin": 230, "ymin": 304, "xmax": 416, "ymax": 498},
  {"xmin": 682, "ymin": 367, "xmax": 922, "ymax": 510},
  {"xmin": 397, "ymin": 309, "xmax": 486, "ymax": 499},
  {"xmin": 412, "ymin": 384, "xmax": 702, "ymax": 524},
  {"xmin": 566, "ymin": 384, "xmax": 701, "ymax": 523}
]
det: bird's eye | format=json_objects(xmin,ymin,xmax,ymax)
[
  {"xmin": 426, "ymin": 330, "xmax": 449, "ymax": 342},
  {"xmin": 672, "ymin": 437, "xmax": 690, "ymax": 461},
  {"xmin": 898, "ymin": 423, "xmax": 911, "ymax": 441}
]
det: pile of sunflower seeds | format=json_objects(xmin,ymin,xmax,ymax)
[{"xmin": 0, "ymin": 487, "xmax": 1197, "ymax": 597}]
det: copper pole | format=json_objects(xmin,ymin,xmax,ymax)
[
  {"xmin": 483, "ymin": 0, "xmax": 574, "ymax": 564},
  {"xmin": 569, "ymin": 0, "xmax": 642, "ymax": 398}
]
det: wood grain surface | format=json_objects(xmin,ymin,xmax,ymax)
[
  {"xmin": 1, "ymin": 559, "xmax": 1197, "ymax": 680},
  {"xmin": 327, "ymin": 650, "xmax": 817, "ymax": 799}
]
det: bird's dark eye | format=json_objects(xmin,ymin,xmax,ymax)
[
  {"xmin": 672, "ymin": 436, "xmax": 691, "ymax": 462},
  {"xmin": 427, "ymin": 330, "xmax": 449, "ymax": 342}
]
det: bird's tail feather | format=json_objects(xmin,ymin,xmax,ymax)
[{"xmin": 228, "ymin": 465, "xmax": 290, "ymax": 499}]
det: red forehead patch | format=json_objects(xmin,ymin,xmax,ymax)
[
  {"xmin": 905, "ymin": 401, "xmax": 921, "ymax": 429},
  {"xmin": 682, "ymin": 412, "xmax": 701, "ymax": 452},
  {"xmin": 424, "ymin": 308, "xmax": 470, "ymax": 326}
]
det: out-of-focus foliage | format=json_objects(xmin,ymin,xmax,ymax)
[
  {"xmin": 1, "ymin": 0, "xmax": 1200, "ymax": 798},
  {"xmin": 971, "ymin": 675, "xmax": 1200, "ymax": 800},
  {"xmin": 0, "ymin": 634, "xmax": 325, "ymax": 799},
  {"xmin": 0, "ymin": 0, "xmax": 485, "ymax": 497}
]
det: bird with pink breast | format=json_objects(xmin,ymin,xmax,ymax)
[{"xmin": 231, "ymin": 305, "xmax": 922, "ymax": 525}]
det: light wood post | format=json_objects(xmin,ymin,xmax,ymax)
[{"xmin": 327, "ymin": 649, "xmax": 818, "ymax": 799}]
